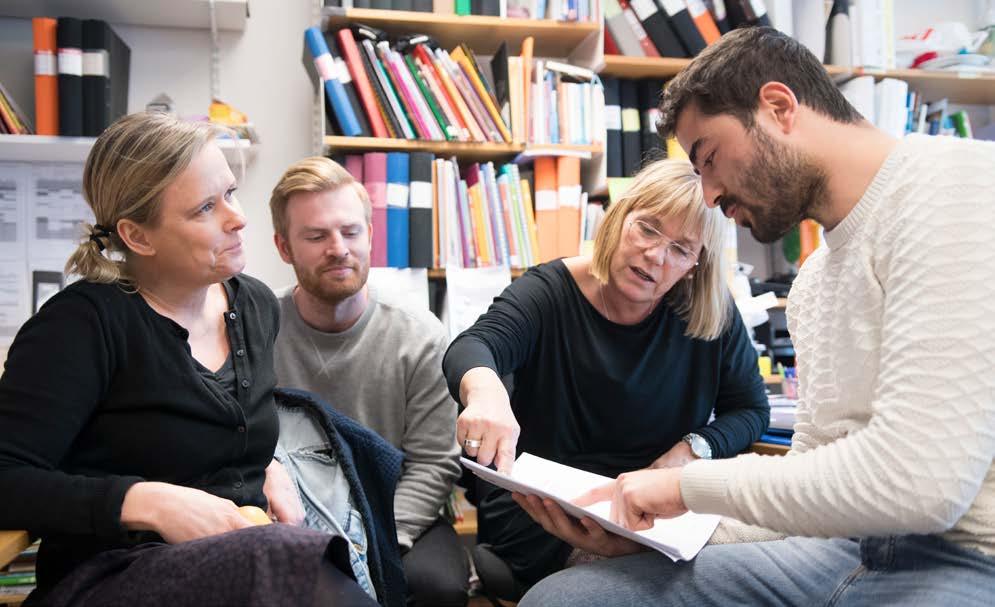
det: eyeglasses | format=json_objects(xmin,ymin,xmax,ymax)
[{"xmin": 625, "ymin": 219, "xmax": 699, "ymax": 270}]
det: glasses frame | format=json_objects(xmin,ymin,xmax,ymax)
[{"xmin": 625, "ymin": 218, "xmax": 700, "ymax": 270}]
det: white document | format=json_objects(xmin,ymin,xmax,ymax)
[
  {"xmin": 442, "ymin": 264, "xmax": 511, "ymax": 342},
  {"xmin": 0, "ymin": 163, "xmax": 28, "ymax": 261},
  {"xmin": 462, "ymin": 453, "xmax": 721, "ymax": 561},
  {"xmin": 28, "ymin": 163, "xmax": 93, "ymax": 265},
  {"xmin": 368, "ymin": 267, "xmax": 430, "ymax": 310}
]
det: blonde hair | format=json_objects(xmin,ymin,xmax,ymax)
[
  {"xmin": 269, "ymin": 156, "xmax": 371, "ymax": 238},
  {"xmin": 65, "ymin": 112, "xmax": 223, "ymax": 284},
  {"xmin": 591, "ymin": 159, "xmax": 730, "ymax": 340}
]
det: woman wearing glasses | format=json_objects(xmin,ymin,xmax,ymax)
[{"xmin": 442, "ymin": 159, "xmax": 769, "ymax": 597}]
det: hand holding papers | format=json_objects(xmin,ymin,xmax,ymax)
[{"xmin": 462, "ymin": 453, "xmax": 720, "ymax": 561}]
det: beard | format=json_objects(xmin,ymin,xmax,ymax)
[
  {"xmin": 721, "ymin": 127, "xmax": 828, "ymax": 243},
  {"xmin": 293, "ymin": 255, "xmax": 369, "ymax": 306}
]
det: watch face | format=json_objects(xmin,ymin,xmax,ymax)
[{"xmin": 689, "ymin": 435, "xmax": 711, "ymax": 459}]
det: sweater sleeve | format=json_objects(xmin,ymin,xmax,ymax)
[
  {"xmin": 394, "ymin": 331, "xmax": 461, "ymax": 549},
  {"xmin": 0, "ymin": 291, "xmax": 143, "ymax": 539},
  {"xmin": 680, "ymin": 191, "xmax": 995, "ymax": 538},
  {"xmin": 693, "ymin": 303, "xmax": 770, "ymax": 458},
  {"xmin": 442, "ymin": 265, "xmax": 558, "ymax": 404}
]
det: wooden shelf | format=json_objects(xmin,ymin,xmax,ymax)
[
  {"xmin": 600, "ymin": 56, "xmax": 852, "ymax": 80},
  {"xmin": 324, "ymin": 136, "xmax": 601, "ymax": 162},
  {"xmin": 321, "ymin": 8, "xmax": 599, "ymax": 57},
  {"xmin": 749, "ymin": 441, "xmax": 790, "ymax": 456},
  {"xmin": 426, "ymin": 267, "xmax": 526, "ymax": 280},
  {"xmin": 599, "ymin": 56, "xmax": 995, "ymax": 105},
  {"xmin": 0, "ymin": 530, "xmax": 30, "ymax": 570},
  {"xmin": 0, "ymin": 134, "xmax": 257, "ymax": 165},
  {"xmin": 0, "ymin": 0, "xmax": 249, "ymax": 30}
]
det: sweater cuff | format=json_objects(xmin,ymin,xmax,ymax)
[
  {"xmin": 680, "ymin": 459, "xmax": 735, "ymax": 516},
  {"xmin": 93, "ymin": 475, "xmax": 145, "ymax": 541}
]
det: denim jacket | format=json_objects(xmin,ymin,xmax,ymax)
[{"xmin": 273, "ymin": 389, "xmax": 406, "ymax": 607}]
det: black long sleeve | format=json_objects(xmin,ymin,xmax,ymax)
[
  {"xmin": 443, "ymin": 261, "xmax": 769, "ymax": 477},
  {"xmin": 0, "ymin": 275, "xmax": 280, "ymax": 593}
]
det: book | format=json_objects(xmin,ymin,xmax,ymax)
[
  {"xmin": 304, "ymin": 26, "xmax": 362, "ymax": 137},
  {"xmin": 657, "ymin": 0, "xmax": 707, "ymax": 56},
  {"xmin": 620, "ymin": 79, "xmax": 641, "ymax": 176},
  {"xmin": 603, "ymin": 77, "xmax": 623, "ymax": 178},
  {"xmin": 325, "ymin": 32, "xmax": 372, "ymax": 137},
  {"xmin": 461, "ymin": 454, "xmax": 721, "ymax": 561},
  {"xmin": 81, "ymin": 19, "xmax": 130, "ymax": 137},
  {"xmin": 57, "ymin": 17, "xmax": 84, "ymax": 136},
  {"xmin": 336, "ymin": 28, "xmax": 390, "ymax": 139},
  {"xmin": 386, "ymin": 152, "xmax": 411, "ymax": 268},
  {"xmin": 605, "ymin": 0, "xmax": 650, "ymax": 57},
  {"xmin": 626, "ymin": 0, "xmax": 688, "ymax": 58},
  {"xmin": 364, "ymin": 152, "xmax": 389, "ymax": 267},
  {"xmin": 408, "ymin": 152, "xmax": 434, "ymax": 268},
  {"xmin": 32, "ymin": 17, "xmax": 58, "ymax": 136}
]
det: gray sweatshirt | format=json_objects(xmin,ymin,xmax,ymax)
[{"xmin": 274, "ymin": 286, "xmax": 461, "ymax": 549}]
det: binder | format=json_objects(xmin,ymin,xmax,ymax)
[
  {"xmin": 638, "ymin": 79, "xmax": 666, "ymax": 165},
  {"xmin": 304, "ymin": 27, "xmax": 362, "ymax": 137},
  {"xmin": 556, "ymin": 157, "xmax": 582, "ymax": 258},
  {"xmin": 325, "ymin": 32, "xmax": 372, "ymax": 137},
  {"xmin": 707, "ymin": 0, "xmax": 731, "ymax": 33},
  {"xmin": 625, "ymin": 0, "xmax": 688, "ymax": 58},
  {"xmin": 657, "ymin": 0, "xmax": 707, "ymax": 56},
  {"xmin": 533, "ymin": 157, "xmax": 559, "ymax": 263},
  {"xmin": 32, "ymin": 18, "xmax": 58, "ymax": 136},
  {"xmin": 726, "ymin": 0, "xmax": 771, "ymax": 28},
  {"xmin": 605, "ymin": 0, "xmax": 650, "ymax": 57},
  {"xmin": 386, "ymin": 152, "xmax": 410, "ymax": 268},
  {"xmin": 686, "ymin": 0, "xmax": 722, "ymax": 45},
  {"xmin": 620, "ymin": 79, "xmax": 641, "ymax": 177},
  {"xmin": 56, "ymin": 17, "xmax": 83, "ymax": 136},
  {"xmin": 602, "ymin": 77, "xmax": 624, "ymax": 178},
  {"xmin": 81, "ymin": 20, "xmax": 130, "ymax": 137},
  {"xmin": 408, "ymin": 152, "xmax": 434, "ymax": 268},
  {"xmin": 364, "ymin": 153, "xmax": 389, "ymax": 267},
  {"xmin": 344, "ymin": 154, "xmax": 364, "ymax": 181}
]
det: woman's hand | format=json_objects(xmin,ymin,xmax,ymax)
[
  {"xmin": 457, "ymin": 367, "xmax": 520, "ymax": 474},
  {"xmin": 574, "ymin": 467, "xmax": 688, "ymax": 531},
  {"xmin": 512, "ymin": 493, "xmax": 645, "ymax": 557},
  {"xmin": 648, "ymin": 440, "xmax": 697, "ymax": 469},
  {"xmin": 121, "ymin": 481, "xmax": 253, "ymax": 544},
  {"xmin": 263, "ymin": 459, "xmax": 305, "ymax": 525}
]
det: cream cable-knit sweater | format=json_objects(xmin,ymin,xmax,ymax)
[{"xmin": 682, "ymin": 134, "xmax": 995, "ymax": 556}]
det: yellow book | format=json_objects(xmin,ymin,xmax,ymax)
[
  {"xmin": 468, "ymin": 183, "xmax": 492, "ymax": 265},
  {"xmin": 451, "ymin": 46, "xmax": 512, "ymax": 143},
  {"xmin": 431, "ymin": 50, "xmax": 487, "ymax": 142}
]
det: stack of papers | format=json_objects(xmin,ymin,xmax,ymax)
[{"xmin": 461, "ymin": 453, "xmax": 720, "ymax": 561}]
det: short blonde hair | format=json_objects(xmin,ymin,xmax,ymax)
[
  {"xmin": 591, "ymin": 159, "xmax": 730, "ymax": 340},
  {"xmin": 65, "ymin": 112, "xmax": 222, "ymax": 284},
  {"xmin": 269, "ymin": 157, "xmax": 371, "ymax": 238}
]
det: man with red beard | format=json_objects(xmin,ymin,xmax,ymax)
[{"xmin": 269, "ymin": 157, "xmax": 467, "ymax": 607}]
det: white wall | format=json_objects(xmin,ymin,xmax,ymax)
[{"xmin": 0, "ymin": 0, "xmax": 318, "ymax": 290}]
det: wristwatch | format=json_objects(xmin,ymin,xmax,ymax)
[{"xmin": 682, "ymin": 433, "xmax": 713, "ymax": 460}]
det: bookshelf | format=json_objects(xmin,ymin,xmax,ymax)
[
  {"xmin": 321, "ymin": 8, "xmax": 600, "ymax": 57},
  {"xmin": 0, "ymin": 134, "xmax": 257, "ymax": 166},
  {"xmin": 426, "ymin": 267, "xmax": 525, "ymax": 281},
  {"xmin": 0, "ymin": 531, "xmax": 29, "ymax": 572},
  {"xmin": 0, "ymin": 0, "xmax": 249, "ymax": 30}
]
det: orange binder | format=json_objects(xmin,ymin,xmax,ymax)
[
  {"xmin": 32, "ymin": 17, "xmax": 59, "ymax": 136},
  {"xmin": 556, "ymin": 157, "xmax": 582, "ymax": 258},
  {"xmin": 534, "ymin": 157, "xmax": 559, "ymax": 263},
  {"xmin": 686, "ymin": 0, "xmax": 721, "ymax": 45}
]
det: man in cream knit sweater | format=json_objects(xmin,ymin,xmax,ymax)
[{"xmin": 518, "ymin": 27, "xmax": 994, "ymax": 605}]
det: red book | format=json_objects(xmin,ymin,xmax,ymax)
[
  {"xmin": 604, "ymin": 28, "xmax": 621, "ymax": 56},
  {"xmin": 336, "ymin": 28, "xmax": 389, "ymax": 138}
]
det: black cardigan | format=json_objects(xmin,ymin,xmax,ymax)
[
  {"xmin": 444, "ymin": 261, "xmax": 769, "ymax": 477},
  {"xmin": 0, "ymin": 275, "xmax": 280, "ymax": 595}
]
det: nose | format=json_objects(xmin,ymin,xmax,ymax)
[
  {"xmin": 225, "ymin": 198, "xmax": 247, "ymax": 232},
  {"xmin": 701, "ymin": 178, "xmax": 722, "ymax": 209},
  {"xmin": 324, "ymin": 234, "xmax": 349, "ymax": 259},
  {"xmin": 643, "ymin": 243, "xmax": 669, "ymax": 266}
]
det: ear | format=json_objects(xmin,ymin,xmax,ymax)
[
  {"xmin": 366, "ymin": 222, "xmax": 373, "ymax": 251},
  {"xmin": 274, "ymin": 232, "xmax": 294, "ymax": 264},
  {"xmin": 115, "ymin": 218, "xmax": 156, "ymax": 257},
  {"xmin": 757, "ymin": 81, "xmax": 799, "ymax": 135}
]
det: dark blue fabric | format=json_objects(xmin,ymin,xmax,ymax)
[{"xmin": 274, "ymin": 388, "xmax": 406, "ymax": 607}]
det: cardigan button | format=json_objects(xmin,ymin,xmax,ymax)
[
  {"xmin": 235, "ymin": 349, "xmax": 245, "ymax": 357},
  {"xmin": 228, "ymin": 312, "xmax": 237, "ymax": 320},
  {"xmin": 237, "ymin": 425, "xmax": 245, "ymax": 433},
  {"xmin": 241, "ymin": 379, "xmax": 250, "ymax": 388}
]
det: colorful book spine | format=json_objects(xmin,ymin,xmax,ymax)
[
  {"xmin": 304, "ymin": 26, "xmax": 361, "ymax": 137},
  {"xmin": 32, "ymin": 17, "xmax": 59, "ymax": 135},
  {"xmin": 386, "ymin": 152, "xmax": 411, "ymax": 268}
]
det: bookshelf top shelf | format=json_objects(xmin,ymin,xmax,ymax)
[
  {"xmin": 0, "ymin": 0, "xmax": 249, "ymax": 31},
  {"xmin": 321, "ymin": 8, "xmax": 599, "ymax": 57},
  {"xmin": 324, "ymin": 136, "xmax": 602, "ymax": 161},
  {"xmin": 599, "ymin": 56, "xmax": 995, "ymax": 105},
  {"xmin": 426, "ymin": 267, "xmax": 525, "ymax": 280}
]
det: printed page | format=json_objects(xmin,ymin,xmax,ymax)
[
  {"xmin": 441, "ymin": 264, "xmax": 511, "ymax": 342},
  {"xmin": 462, "ymin": 453, "xmax": 720, "ymax": 561}
]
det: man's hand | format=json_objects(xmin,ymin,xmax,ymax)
[
  {"xmin": 648, "ymin": 440, "xmax": 696, "ymax": 469},
  {"xmin": 574, "ymin": 467, "xmax": 688, "ymax": 531},
  {"xmin": 512, "ymin": 493, "xmax": 645, "ymax": 558},
  {"xmin": 263, "ymin": 459, "xmax": 305, "ymax": 525}
]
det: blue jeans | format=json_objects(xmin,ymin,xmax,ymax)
[{"xmin": 520, "ymin": 535, "xmax": 995, "ymax": 606}]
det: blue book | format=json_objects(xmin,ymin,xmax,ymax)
[
  {"xmin": 304, "ymin": 26, "xmax": 361, "ymax": 137},
  {"xmin": 385, "ymin": 152, "xmax": 410, "ymax": 268}
]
